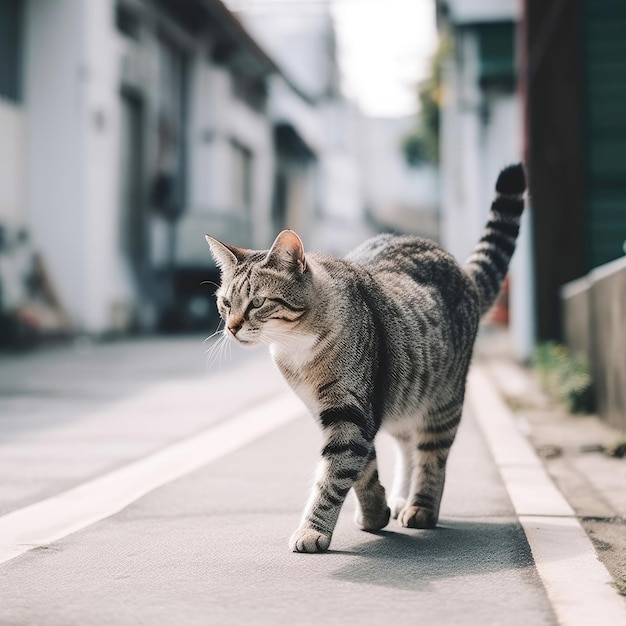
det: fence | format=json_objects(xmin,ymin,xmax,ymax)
[{"xmin": 561, "ymin": 256, "xmax": 626, "ymax": 430}]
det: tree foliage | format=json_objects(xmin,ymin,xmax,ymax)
[{"xmin": 402, "ymin": 34, "xmax": 451, "ymax": 167}]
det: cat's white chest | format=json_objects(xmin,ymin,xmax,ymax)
[
  {"xmin": 269, "ymin": 333, "xmax": 320, "ymax": 414},
  {"xmin": 269, "ymin": 332, "xmax": 317, "ymax": 370}
]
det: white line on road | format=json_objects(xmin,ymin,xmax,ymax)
[
  {"xmin": 468, "ymin": 365, "xmax": 626, "ymax": 626},
  {"xmin": 0, "ymin": 392, "xmax": 305, "ymax": 565}
]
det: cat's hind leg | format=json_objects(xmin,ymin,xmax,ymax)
[
  {"xmin": 352, "ymin": 448, "xmax": 390, "ymax": 531},
  {"xmin": 387, "ymin": 430, "xmax": 415, "ymax": 519},
  {"xmin": 398, "ymin": 398, "xmax": 462, "ymax": 529}
]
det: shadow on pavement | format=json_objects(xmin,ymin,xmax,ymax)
[{"xmin": 331, "ymin": 519, "xmax": 536, "ymax": 591}]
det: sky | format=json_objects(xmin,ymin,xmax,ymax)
[
  {"xmin": 331, "ymin": 0, "xmax": 438, "ymax": 117},
  {"xmin": 226, "ymin": 0, "xmax": 439, "ymax": 118}
]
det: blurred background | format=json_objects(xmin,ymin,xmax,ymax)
[{"xmin": 0, "ymin": 0, "xmax": 624, "ymax": 425}]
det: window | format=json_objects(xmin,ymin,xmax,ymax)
[
  {"xmin": 153, "ymin": 37, "xmax": 188, "ymax": 217},
  {"xmin": 0, "ymin": 0, "xmax": 23, "ymax": 102},
  {"xmin": 477, "ymin": 22, "xmax": 516, "ymax": 90},
  {"xmin": 232, "ymin": 72, "xmax": 268, "ymax": 114},
  {"xmin": 115, "ymin": 4, "xmax": 141, "ymax": 41}
]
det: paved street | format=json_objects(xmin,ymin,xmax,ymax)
[
  {"xmin": 0, "ymin": 336, "xmax": 284, "ymax": 516},
  {"xmin": 0, "ymin": 336, "xmax": 617, "ymax": 625}
]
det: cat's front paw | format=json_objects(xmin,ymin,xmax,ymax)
[
  {"xmin": 355, "ymin": 505, "xmax": 390, "ymax": 531},
  {"xmin": 398, "ymin": 505, "xmax": 437, "ymax": 529},
  {"xmin": 289, "ymin": 528, "xmax": 331, "ymax": 553}
]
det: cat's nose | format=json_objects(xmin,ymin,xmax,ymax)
[{"xmin": 228, "ymin": 318, "xmax": 243, "ymax": 336}]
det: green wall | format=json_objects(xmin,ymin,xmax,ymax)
[{"xmin": 583, "ymin": 0, "xmax": 626, "ymax": 267}]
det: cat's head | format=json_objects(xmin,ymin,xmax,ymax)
[{"xmin": 205, "ymin": 230, "xmax": 311, "ymax": 347}]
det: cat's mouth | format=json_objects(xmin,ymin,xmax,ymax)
[{"xmin": 229, "ymin": 335, "xmax": 257, "ymax": 347}]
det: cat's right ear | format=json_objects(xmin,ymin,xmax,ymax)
[
  {"xmin": 205, "ymin": 235, "xmax": 246, "ymax": 272},
  {"xmin": 265, "ymin": 230, "xmax": 307, "ymax": 273}
]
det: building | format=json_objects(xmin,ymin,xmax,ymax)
[
  {"xmin": 435, "ymin": 0, "xmax": 533, "ymax": 360},
  {"xmin": 234, "ymin": 0, "xmax": 369, "ymax": 255},
  {"xmin": 0, "ymin": 0, "xmax": 332, "ymax": 338}
]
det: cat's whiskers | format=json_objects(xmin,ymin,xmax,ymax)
[
  {"xmin": 202, "ymin": 320, "xmax": 225, "ymax": 345},
  {"xmin": 203, "ymin": 330, "xmax": 225, "ymax": 354},
  {"xmin": 204, "ymin": 332, "xmax": 230, "ymax": 370}
]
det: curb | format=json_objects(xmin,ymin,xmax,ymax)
[{"xmin": 468, "ymin": 364, "xmax": 626, "ymax": 626}]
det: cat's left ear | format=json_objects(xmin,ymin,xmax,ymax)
[{"xmin": 266, "ymin": 230, "xmax": 307, "ymax": 272}]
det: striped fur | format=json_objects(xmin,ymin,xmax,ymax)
[{"xmin": 206, "ymin": 164, "xmax": 526, "ymax": 552}]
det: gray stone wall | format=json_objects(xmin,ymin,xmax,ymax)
[{"xmin": 562, "ymin": 257, "xmax": 626, "ymax": 429}]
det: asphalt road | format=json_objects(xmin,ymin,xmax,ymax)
[{"xmin": 0, "ymin": 337, "xmax": 557, "ymax": 625}]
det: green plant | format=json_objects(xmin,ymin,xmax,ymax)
[
  {"xmin": 607, "ymin": 434, "xmax": 626, "ymax": 459},
  {"xmin": 561, "ymin": 357, "xmax": 594, "ymax": 414},
  {"xmin": 533, "ymin": 342, "xmax": 594, "ymax": 414},
  {"xmin": 401, "ymin": 133, "xmax": 429, "ymax": 167},
  {"xmin": 533, "ymin": 342, "xmax": 566, "ymax": 393},
  {"xmin": 401, "ymin": 34, "xmax": 451, "ymax": 167},
  {"xmin": 614, "ymin": 578, "xmax": 626, "ymax": 596}
]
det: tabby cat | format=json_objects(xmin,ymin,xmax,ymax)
[{"xmin": 205, "ymin": 163, "xmax": 526, "ymax": 552}]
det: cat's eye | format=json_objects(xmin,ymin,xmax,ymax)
[
  {"xmin": 222, "ymin": 298, "xmax": 231, "ymax": 309},
  {"xmin": 251, "ymin": 296, "xmax": 265, "ymax": 308}
]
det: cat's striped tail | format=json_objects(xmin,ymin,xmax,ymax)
[{"xmin": 464, "ymin": 163, "xmax": 526, "ymax": 316}]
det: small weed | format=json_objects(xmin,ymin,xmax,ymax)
[
  {"xmin": 607, "ymin": 434, "xmax": 626, "ymax": 459},
  {"xmin": 505, "ymin": 396, "xmax": 534, "ymax": 411},
  {"xmin": 613, "ymin": 578, "xmax": 626, "ymax": 596},
  {"xmin": 533, "ymin": 342, "xmax": 594, "ymax": 414}
]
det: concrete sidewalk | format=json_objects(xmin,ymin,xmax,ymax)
[
  {"xmin": 0, "ymin": 356, "xmax": 559, "ymax": 626},
  {"xmin": 474, "ymin": 327, "xmax": 626, "ymax": 616}
]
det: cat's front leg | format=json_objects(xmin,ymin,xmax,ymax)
[{"xmin": 290, "ymin": 412, "xmax": 374, "ymax": 553}]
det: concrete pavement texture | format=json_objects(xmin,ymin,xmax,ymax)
[
  {"xmin": 0, "ymin": 336, "xmax": 286, "ymax": 515},
  {"xmin": 0, "ymin": 333, "xmax": 624, "ymax": 624}
]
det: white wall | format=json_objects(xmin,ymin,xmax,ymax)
[
  {"xmin": 359, "ymin": 115, "xmax": 439, "ymax": 240},
  {"xmin": 19, "ymin": 0, "xmax": 344, "ymax": 331},
  {"xmin": 439, "ymin": 23, "xmax": 533, "ymax": 360},
  {"xmin": 177, "ymin": 57, "xmax": 276, "ymax": 263},
  {"xmin": 440, "ymin": 30, "xmax": 483, "ymax": 261},
  {"xmin": 25, "ymin": 0, "xmax": 88, "ymax": 328},
  {"xmin": 188, "ymin": 54, "xmax": 217, "ymax": 214},
  {"xmin": 320, "ymin": 100, "xmax": 362, "ymax": 224},
  {"xmin": 82, "ymin": 0, "xmax": 129, "ymax": 331},
  {"xmin": 25, "ymin": 0, "xmax": 132, "ymax": 333},
  {"xmin": 0, "ymin": 100, "xmax": 26, "ymax": 228},
  {"xmin": 270, "ymin": 77, "xmax": 323, "ymax": 153},
  {"xmin": 224, "ymin": 97, "xmax": 275, "ymax": 249},
  {"xmin": 483, "ymin": 94, "xmax": 535, "ymax": 360}
]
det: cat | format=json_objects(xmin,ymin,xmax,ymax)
[{"xmin": 205, "ymin": 163, "xmax": 526, "ymax": 553}]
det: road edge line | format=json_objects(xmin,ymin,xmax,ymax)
[
  {"xmin": 0, "ymin": 392, "xmax": 304, "ymax": 565},
  {"xmin": 467, "ymin": 364, "xmax": 626, "ymax": 626}
]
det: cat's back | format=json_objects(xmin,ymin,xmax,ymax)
[
  {"xmin": 345, "ymin": 232, "xmax": 477, "ymax": 313},
  {"xmin": 345, "ymin": 233, "xmax": 438, "ymax": 266},
  {"xmin": 346, "ymin": 233, "xmax": 462, "ymax": 281}
]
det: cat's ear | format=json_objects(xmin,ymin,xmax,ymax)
[
  {"xmin": 205, "ymin": 235, "xmax": 246, "ymax": 272},
  {"xmin": 266, "ymin": 230, "xmax": 307, "ymax": 272}
]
